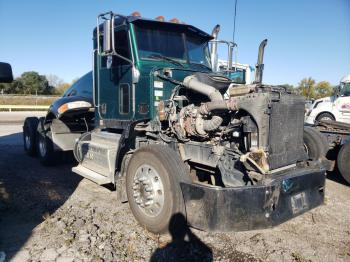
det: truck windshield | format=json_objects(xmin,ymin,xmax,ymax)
[
  {"xmin": 134, "ymin": 23, "xmax": 211, "ymax": 68},
  {"xmin": 340, "ymin": 83, "xmax": 350, "ymax": 96}
]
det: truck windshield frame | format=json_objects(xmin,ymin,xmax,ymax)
[{"xmin": 133, "ymin": 22, "xmax": 211, "ymax": 68}]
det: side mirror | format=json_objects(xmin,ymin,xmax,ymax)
[
  {"xmin": 0, "ymin": 62, "xmax": 13, "ymax": 83},
  {"xmin": 103, "ymin": 20, "xmax": 113, "ymax": 53}
]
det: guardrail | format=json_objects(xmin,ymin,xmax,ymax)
[
  {"xmin": 1, "ymin": 94, "xmax": 59, "ymax": 98},
  {"xmin": 0, "ymin": 105, "xmax": 49, "ymax": 112}
]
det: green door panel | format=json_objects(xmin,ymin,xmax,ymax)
[{"xmin": 98, "ymin": 65, "xmax": 133, "ymax": 120}]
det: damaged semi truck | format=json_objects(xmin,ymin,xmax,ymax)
[{"xmin": 23, "ymin": 12, "xmax": 326, "ymax": 233}]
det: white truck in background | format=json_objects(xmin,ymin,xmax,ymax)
[
  {"xmin": 305, "ymin": 74, "xmax": 350, "ymax": 124},
  {"xmin": 217, "ymin": 59, "xmax": 253, "ymax": 85}
]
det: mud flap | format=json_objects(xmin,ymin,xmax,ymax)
[{"xmin": 181, "ymin": 167, "xmax": 325, "ymax": 232}]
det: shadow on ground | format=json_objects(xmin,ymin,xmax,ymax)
[
  {"xmin": 0, "ymin": 132, "xmax": 82, "ymax": 260},
  {"xmin": 151, "ymin": 213, "xmax": 213, "ymax": 262},
  {"xmin": 327, "ymin": 168, "xmax": 350, "ymax": 187}
]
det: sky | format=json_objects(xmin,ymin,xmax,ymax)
[{"xmin": 0, "ymin": 0, "xmax": 349, "ymax": 86}]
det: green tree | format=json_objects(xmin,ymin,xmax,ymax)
[
  {"xmin": 314, "ymin": 81, "xmax": 333, "ymax": 99},
  {"xmin": 15, "ymin": 71, "xmax": 53, "ymax": 95},
  {"xmin": 46, "ymin": 74, "xmax": 63, "ymax": 88},
  {"xmin": 55, "ymin": 82, "xmax": 71, "ymax": 95},
  {"xmin": 0, "ymin": 82, "xmax": 13, "ymax": 94},
  {"xmin": 298, "ymin": 77, "xmax": 316, "ymax": 99}
]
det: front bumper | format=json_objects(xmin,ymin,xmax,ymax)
[{"xmin": 181, "ymin": 166, "xmax": 325, "ymax": 232}]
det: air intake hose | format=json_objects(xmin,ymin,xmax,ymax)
[
  {"xmin": 183, "ymin": 75, "xmax": 223, "ymax": 102},
  {"xmin": 183, "ymin": 75, "xmax": 231, "ymax": 134}
]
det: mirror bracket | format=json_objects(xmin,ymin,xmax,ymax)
[{"xmin": 97, "ymin": 12, "xmax": 134, "ymax": 67}]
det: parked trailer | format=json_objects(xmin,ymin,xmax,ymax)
[
  {"xmin": 23, "ymin": 12, "xmax": 327, "ymax": 233},
  {"xmin": 312, "ymin": 120, "xmax": 350, "ymax": 184}
]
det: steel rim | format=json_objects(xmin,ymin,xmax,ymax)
[
  {"xmin": 25, "ymin": 133, "xmax": 31, "ymax": 149},
  {"xmin": 132, "ymin": 164, "xmax": 165, "ymax": 217},
  {"xmin": 320, "ymin": 116, "xmax": 332, "ymax": 121},
  {"xmin": 39, "ymin": 137, "xmax": 47, "ymax": 157}
]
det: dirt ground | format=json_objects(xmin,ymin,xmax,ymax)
[{"xmin": 0, "ymin": 114, "xmax": 349, "ymax": 262}]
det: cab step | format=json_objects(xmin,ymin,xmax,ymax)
[{"xmin": 72, "ymin": 164, "xmax": 112, "ymax": 185}]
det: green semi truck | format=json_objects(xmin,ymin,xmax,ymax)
[{"xmin": 24, "ymin": 12, "xmax": 326, "ymax": 233}]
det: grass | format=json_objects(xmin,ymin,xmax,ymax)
[{"xmin": 0, "ymin": 95, "xmax": 59, "ymax": 106}]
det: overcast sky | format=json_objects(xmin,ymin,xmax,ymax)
[{"xmin": 0, "ymin": 0, "xmax": 349, "ymax": 86}]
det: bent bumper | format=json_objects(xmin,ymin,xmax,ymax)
[{"xmin": 181, "ymin": 167, "xmax": 325, "ymax": 232}]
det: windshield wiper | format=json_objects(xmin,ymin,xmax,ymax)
[{"xmin": 147, "ymin": 54, "xmax": 184, "ymax": 67}]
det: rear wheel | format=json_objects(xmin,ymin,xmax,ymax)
[
  {"xmin": 23, "ymin": 117, "xmax": 39, "ymax": 156},
  {"xmin": 337, "ymin": 141, "xmax": 350, "ymax": 184},
  {"xmin": 37, "ymin": 118, "xmax": 55, "ymax": 165},
  {"xmin": 303, "ymin": 127, "xmax": 328, "ymax": 160},
  {"xmin": 126, "ymin": 145, "xmax": 189, "ymax": 234},
  {"xmin": 316, "ymin": 112, "xmax": 335, "ymax": 122}
]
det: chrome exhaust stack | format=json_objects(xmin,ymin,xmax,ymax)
[
  {"xmin": 254, "ymin": 39, "xmax": 268, "ymax": 85},
  {"xmin": 210, "ymin": 24, "xmax": 220, "ymax": 71}
]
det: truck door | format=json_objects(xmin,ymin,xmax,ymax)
[
  {"xmin": 97, "ymin": 27, "xmax": 133, "ymax": 123},
  {"xmin": 335, "ymin": 84, "xmax": 350, "ymax": 123}
]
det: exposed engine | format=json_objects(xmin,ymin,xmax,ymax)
[{"xmin": 153, "ymin": 70, "xmax": 307, "ymax": 188}]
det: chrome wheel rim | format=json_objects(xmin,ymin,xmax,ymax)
[
  {"xmin": 132, "ymin": 164, "xmax": 164, "ymax": 217},
  {"xmin": 25, "ymin": 134, "xmax": 31, "ymax": 149},
  {"xmin": 320, "ymin": 116, "xmax": 332, "ymax": 121},
  {"xmin": 39, "ymin": 137, "xmax": 46, "ymax": 157}
]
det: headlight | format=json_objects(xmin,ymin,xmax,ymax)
[{"xmin": 58, "ymin": 101, "xmax": 92, "ymax": 114}]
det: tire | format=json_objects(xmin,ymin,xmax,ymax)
[
  {"xmin": 126, "ymin": 145, "xmax": 189, "ymax": 234},
  {"xmin": 337, "ymin": 141, "xmax": 350, "ymax": 184},
  {"xmin": 316, "ymin": 112, "xmax": 335, "ymax": 122},
  {"xmin": 23, "ymin": 117, "xmax": 39, "ymax": 156},
  {"xmin": 303, "ymin": 126, "xmax": 328, "ymax": 160},
  {"xmin": 36, "ymin": 118, "xmax": 55, "ymax": 165}
]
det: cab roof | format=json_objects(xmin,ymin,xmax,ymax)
[{"xmin": 93, "ymin": 15, "xmax": 213, "ymax": 40}]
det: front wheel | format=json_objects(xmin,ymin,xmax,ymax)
[
  {"xmin": 337, "ymin": 141, "xmax": 350, "ymax": 184},
  {"xmin": 126, "ymin": 145, "xmax": 189, "ymax": 234}
]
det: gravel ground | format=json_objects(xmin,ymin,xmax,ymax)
[{"xmin": 0, "ymin": 116, "xmax": 349, "ymax": 261}]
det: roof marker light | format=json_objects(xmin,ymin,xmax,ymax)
[
  {"xmin": 131, "ymin": 11, "xmax": 141, "ymax": 17},
  {"xmin": 155, "ymin": 16, "xmax": 165, "ymax": 21},
  {"xmin": 169, "ymin": 18, "xmax": 179, "ymax": 23}
]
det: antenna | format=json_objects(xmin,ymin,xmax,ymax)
[
  {"xmin": 232, "ymin": 0, "xmax": 238, "ymax": 45},
  {"xmin": 232, "ymin": 0, "xmax": 238, "ymax": 72}
]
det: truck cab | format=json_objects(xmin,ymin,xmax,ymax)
[
  {"xmin": 305, "ymin": 74, "xmax": 350, "ymax": 124},
  {"xmin": 92, "ymin": 13, "xmax": 213, "ymax": 125}
]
